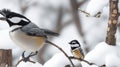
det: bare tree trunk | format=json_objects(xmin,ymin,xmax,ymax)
[
  {"xmin": 0, "ymin": 49, "xmax": 12, "ymax": 67},
  {"xmin": 105, "ymin": 0, "xmax": 119, "ymax": 45}
]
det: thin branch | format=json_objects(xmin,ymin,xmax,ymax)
[
  {"xmin": 69, "ymin": 56, "xmax": 95, "ymax": 65},
  {"xmin": 46, "ymin": 40, "xmax": 75, "ymax": 67},
  {"xmin": 69, "ymin": 57, "xmax": 106, "ymax": 67},
  {"xmin": 62, "ymin": 20, "xmax": 73, "ymax": 28},
  {"xmin": 78, "ymin": 9, "xmax": 90, "ymax": 17},
  {"xmin": 94, "ymin": 12, "xmax": 101, "ymax": 18},
  {"xmin": 79, "ymin": 9, "xmax": 101, "ymax": 18},
  {"xmin": 78, "ymin": 0, "xmax": 87, "ymax": 7},
  {"xmin": 55, "ymin": 6, "xmax": 63, "ymax": 33},
  {"xmin": 55, "ymin": 6, "xmax": 73, "ymax": 33}
]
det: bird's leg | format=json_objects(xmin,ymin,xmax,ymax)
[{"xmin": 22, "ymin": 51, "xmax": 38, "ymax": 62}]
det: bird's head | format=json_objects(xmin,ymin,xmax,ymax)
[
  {"xmin": 0, "ymin": 9, "xmax": 31, "ymax": 27},
  {"xmin": 69, "ymin": 40, "xmax": 81, "ymax": 50}
]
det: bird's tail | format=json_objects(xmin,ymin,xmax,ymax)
[{"xmin": 44, "ymin": 29, "xmax": 59, "ymax": 36}]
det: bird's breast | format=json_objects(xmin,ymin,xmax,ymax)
[
  {"xmin": 72, "ymin": 48, "xmax": 84, "ymax": 59},
  {"xmin": 9, "ymin": 29, "xmax": 46, "ymax": 52}
]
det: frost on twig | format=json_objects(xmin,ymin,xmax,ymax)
[{"xmin": 79, "ymin": 9, "xmax": 101, "ymax": 18}]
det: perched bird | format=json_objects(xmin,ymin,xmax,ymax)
[
  {"xmin": 0, "ymin": 9, "xmax": 59, "ymax": 62},
  {"xmin": 69, "ymin": 40, "xmax": 84, "ymax": 59}
]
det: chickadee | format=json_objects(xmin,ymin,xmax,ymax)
[
  {"xmin": 0, "ymin": 9, "xmax": 59, "ymax": 61},
  {"xmin": 69, "ymin": 40, "xmax": 84, "ymax": 59}
]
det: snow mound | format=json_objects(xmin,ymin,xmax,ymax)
[
  {"xmin": 43, "ymin": 53, "xmax": 70, "ymax": 67},
  {"xmin": 17, "ymin": 57, "xmax": 42, "ymax": 67},
  {"xmin": 82, "ymin": 42, "xmax": 120, "ymax": 67}
]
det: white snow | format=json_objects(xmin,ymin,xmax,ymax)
[
  {"xmin": 81, "ymin": 61, "xmax": 98, "ymax": 67},
  {"xmin": 86, "ymin": 0, "xmax": 109, "ymax": 16},
  {"xmin": 16, "ymin": 53, "xmax": 69, "ymax": 67},
  {"xmin": 82, "ymin": 42, "xmax": 120, "ymax": 67},
  {"xmin": 0, "ymin": 29, "xmax": 17, "ymax": 49},
  {"xmin": 0, "ymin": 29, "xmax": 23, "ymax": 65},
  {"xmin": 17, "ymin": 62, "xmax": 42, "ymax": 67},
  {"xmin": 17, "ymin": 57, "xmax": 42, "ymax": 67},
  {"xmin": 105, "ymin": 53, "xmax": 120, "ymax": 67},
  {"xmin": 43, "ymin": 53, "xmax": 70, "ymax": 67}
]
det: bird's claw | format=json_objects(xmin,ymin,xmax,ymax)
[{"xmin": 22, "ymin": 51, "xmax": 38, "ymax": 62}]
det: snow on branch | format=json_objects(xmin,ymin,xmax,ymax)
[
  {"xmin": 79, "ymin": 0, "xmax": 108, "ymax": 17},
  {"xmin": 86, "ymin": 0, "xmax": 109, "ymax": 16},
  {"xmin": 79, "ymin": 9, "xmax": 101, "ymax": 18}
]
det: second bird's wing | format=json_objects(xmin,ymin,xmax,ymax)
[{"xmin": 21, "ymin": 23, "xmax": 59, "ymax": 37}]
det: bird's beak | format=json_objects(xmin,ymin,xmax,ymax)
[
  {"xmin": 69, "ymin": 42, "xmax": 71, "ymax": 44},
  {"xmin": 0, "ymin": 17, "xmax": 6, "ymax": 21},
  {"xmin": 0, "ymin": 10, "xmax": 6, "ymax": 21}
]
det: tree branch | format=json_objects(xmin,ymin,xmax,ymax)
[
  {"xmin": 78, "ymin": 0, "xmax": 87, "ymax": 7},
  {"xmin": 69, "ymin": 56, "xmax": 95, "ymax": 65},
  {"xmin": 79, "ymin": 9, "xmax": 90, "ymax": 17},
  {"xmin": 69, "ymin": 56, "xmax": 106, "ymax": 67},
  {"xmin": 46, "ymin": 40, "xmax": 75, "ymax": 67},
  {"xmin": 105, "ymin": 0, "xmax": 119, "ymax": 45},
  {"xmin": 79, "ymin": 9, "xmax": 101, "ymax": 18},
  {"xmin": 55, "ymin": 6, "xmax": 63, "ymax": 33}
]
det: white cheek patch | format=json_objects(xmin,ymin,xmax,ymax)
[
  {"xmin": 70, "ymin": 44, "xmax": 80, "ymax": 47},
  {"xmin": 9, "ymin": 17, "xmax": 21, "ymax": 23},
  {"xmin": 9, "ymin": 17, "xmax": 28, "ymax": 23}
]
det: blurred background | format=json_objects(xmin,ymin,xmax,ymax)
[{"xmin": 0, "ymin": 0, "xmax": 115, "ymax": 65}]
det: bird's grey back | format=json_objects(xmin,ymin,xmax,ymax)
[{"xmin": 21, "ymin": 23, "xmax": 59, "ymax": 37}]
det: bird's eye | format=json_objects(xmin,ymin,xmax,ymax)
[{"xmin": 9, "ymin": 17, "xmax": 28, "ymax": 23}]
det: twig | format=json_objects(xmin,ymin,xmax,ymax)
[
  {"xmin": 94, "ymin": 12, "xmax": 101, "ymax": 18},
  {"xmin": 15, "ymin": 58, "xmax": 36, "ymax": 67},
  {"xmin": 78, "ymin": 9, "xmax": 90, "ymax": 17},
  {"xmin": 78, "ymin": 0, "xmax": 87, "ymax": 7},
  {"xmin": 69, "ymin": 56, "xmax": 95, "ymax": 65},
  {"xmin": 69, "ymin": 56, "xmax": 106, "ymax": 67},
  {"xmin": 55, "ymin": 6, "xmax": 63, "ymax": 33},
  {"xmin": 46, "ymin": 40, "xmax": 75, "ymax": 67},
  {"xmin": 79, "ymin": 9, "xmax": 101, "ymax": 18},
  {"xmin": 100, "ymin": 65, "xmax": 106, "ymax": 67}
]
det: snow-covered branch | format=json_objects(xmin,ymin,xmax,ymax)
[{"xmin": 79, "ymin": 9, "xmax": 101, "ymax": 18}]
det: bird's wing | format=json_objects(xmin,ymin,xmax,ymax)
[
  {"xmin": 21, "ymin": 23, "xmax": 59, "ymax": 37},
  {"xmin": 78, "ymin": 47, "xmax": 84, "ymax": 57}
]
